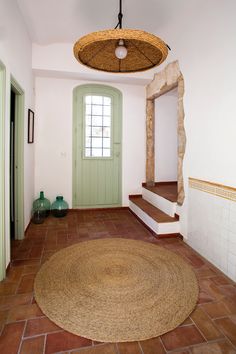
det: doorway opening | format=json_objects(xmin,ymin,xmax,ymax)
[
  {"xmin": 0, "ymin": 61, "xmax": 6, "ymax": 280},
  {"xmin": 146, "ymin": 61, "xmax": 186, "ymax": 205},
  {"xmin": 10, "ymin": 77, "xmax": 24, "ymax": 242},
  {"xmin": 73, "ymin": 84, "xmax": 122, "ymax": 208},
  {"xmin": 10, "ymin": 89, "xmax": 16, "ymax": 239},
  {"xmin": 155, "ymin": 87, "xmax": 178, "ymax": 183}
]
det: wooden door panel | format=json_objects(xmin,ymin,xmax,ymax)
[{"xmin": 73, "ymin": 85, "xmax": 122, "ymax": 208}]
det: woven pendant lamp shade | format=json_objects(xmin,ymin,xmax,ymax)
[{"xmin": 73, "ymin": 29, "xmax": 169, "ymax": 73}]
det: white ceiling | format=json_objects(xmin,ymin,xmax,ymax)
[{"xmin": 16, "ymin": 0, "xmax": 177, "ymax": 45}]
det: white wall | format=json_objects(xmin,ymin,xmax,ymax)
[
  {"xmin": 154, "ymin": 0, "xmax": 236, "ymax": 187},
  {"xmin": 0, "ymin": 0, "xmax": 34, "ymax": 267},
  {"xmin": 143, "ymin": 0, "xmax": 236, "ymax": 240},
  {"xmin": 34, "ymin": 77, "xmax": 146, "ymax": 206},
  {"xmin": 155, "ymin": 88, "xmax": 178, "ymax": 182},
  {"xmin": 32, "ymin": 43, "xmax": 156, "ymax": 86},
  {"xmin": 162, "ymin": 0, "xmax": 236, "ymax": 272}
]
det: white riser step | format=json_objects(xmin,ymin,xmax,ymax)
[
  {"xmin": 129, "ymin": 200, "xmax": 180, "ymax": 235},
  {"xmin": 142, "ymin": 187, "xmax": 177, "ymax": 217}
]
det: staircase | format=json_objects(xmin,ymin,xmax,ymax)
[{"xmin": 129, "ymin": 182, "xmax": 180, "ymax": 237}]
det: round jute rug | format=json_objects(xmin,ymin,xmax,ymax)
[{"xmin": 34, "ymin": 238, "xmax": 198, "ymax": 342}]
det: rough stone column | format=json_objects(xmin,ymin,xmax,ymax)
[
  {"xmin": 146, "ymin": 61, "xmax": 186, "ymax": 205},
  {"xmin": 146, "ymin": 99, "xmax": 155, "ymax": 187},
  {"xmin": 177, "ymin": 76, "xmax": 186, "ymax": 205}
]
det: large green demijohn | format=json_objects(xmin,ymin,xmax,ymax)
[
  {"xmin": 33, "ymin": 191, "xmax": 51, "ymax": 222},
  {"xmin": 51, "ymin": 196, "xmax": 68, "ymax": 218}
]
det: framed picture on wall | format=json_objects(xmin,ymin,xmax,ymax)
[{"xmin": 28, "ymin": 109, "xmax": 34, "ymax": 143}]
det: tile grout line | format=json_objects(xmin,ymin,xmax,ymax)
[
  {"xmin": 17, "ymin": 319, "xmax": 27, "ymax": 354},
  {"xmin": 38, "ymin": 234, "xmax": 47, "ymax": 266},
  {"xmin": 167, "ymin": 348, "xmax": 190, "ymax": 354},
  {"xmin": 23, "ymin": 329, "xmax": 64, "ymax": 340},
  {"xmin": 30, "ymin": 289, "xmax": 35, "ymax": 304},
  {"xmin": 8, "ymin": 315, "xmax": 46, "ymax": 325},
  {"xmin": 159, "ymin": 336, "xmax": 168, "ymax": 353},
  {"xmin": 211, "ymin": 317, "xmax": 236, "ymax": 350},
  {"xmin": 224, "ymin": 337, "xmax": 236, "ymax": 350},
  {"xmin": 40, "ymin": 229, "xmax": 50, "ymax": 266},
  {"xmin": 200, "ymin": 303, "xmax": 231, "ymax": 321},
  {"xmin": 56, "ymin": 341, "xmax": 96, "ymax": 353},
  {"xmin": 196, "ymin": 303, "xmax": 234, "ymax": 345},
  {"xmin": 115, "ymin": 342, "xmax": 120, "ymax": 354},
  {"xmin": 138, "ymin": 341, "xmax": 145, "ymax": 354},
  {"xmin": 43, "ymin": 333, "xmax": 47, "ymax": 354},
  {"xmin": 0, "ymin": 323, "xmax": 4, "ymax": 336},
  {"xmin": 165, "ymin": 338, "xmax": 231, "ymax": 353},
  {"xmin": 189, "ymin": 315, "xmax": 210, "ymax": 342},
  {"xmin": 14, "ymin": 270, "xmax": 24, "ymax": 296}
]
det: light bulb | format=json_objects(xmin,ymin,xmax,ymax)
[{"xmin": 115, "ymin": 40, "xmax": 127, "ymax": 59}]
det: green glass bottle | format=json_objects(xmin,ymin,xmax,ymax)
[
  {"xmin": 33, "ymin": 191, "xmax": 51, "ymax": 217},
  {"xmin": 51, "ymin": 196, "xmax": 68, "ymax": 218},
  {"xmin": 32, "ymin": 206, "xmax": 46, "ymax": 224}
]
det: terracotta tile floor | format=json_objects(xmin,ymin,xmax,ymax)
[
  {"xmin": 1, "ymin": 209, "xmax": 236, "ymax": 354},
  {"xmin": 142, "ymin": 182, "xmax": 178, "ymax": 203}
]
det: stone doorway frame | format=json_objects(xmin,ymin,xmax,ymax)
[{"xmin": 145, "ymin": 60, "xmax": 186, "ymax": 205}]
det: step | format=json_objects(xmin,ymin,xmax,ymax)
[
  {"xmin": 142, "ymin": 182, "xmax": 177, "ymax": 217},
  {"xmin": 142, "ymin": 182, "xmax": 178, "ymax": 202},
  {"xmin": 129, "ymin": 195, "xmax": 180, "ymax": 235},
  {"xmin": 142, "ymin": 187, "xmax": 177, "ymax": 217}
]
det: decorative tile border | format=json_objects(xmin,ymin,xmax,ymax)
[{"xmin": 189, "ymin": 177, "xmax": 236, "ymax": 202}]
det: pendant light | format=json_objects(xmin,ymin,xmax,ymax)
[{"xmin": 73, "ymin": 0, "xmax": 170, "ymax": 73}]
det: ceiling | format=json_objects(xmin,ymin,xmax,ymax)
[{"xmin": 16, "ymin": 0, "xmax": 177, "ymax": 45}]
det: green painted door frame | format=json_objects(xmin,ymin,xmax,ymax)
[
  {"xmin": 73, "ymin": 84, "xmax": 122, "ymax": 208},
  {"xmin": 10, "ymin": 77, "xmax": 24, "ymax": 240},
  {"xmin": 0, "ymin": 61, "xmax": 6, "ymax": 280}
]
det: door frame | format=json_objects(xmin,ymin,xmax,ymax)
[
  {"xmin": 72, "ymin": 84, "xmax": 122, "ymax": 208},
  {"xmin": 10, "ymin": 76, "xmax": 24, "ymax": 240},
  {"xmin": 146, "ymin": 60, "xmax": 186, "ymax": 205},
  {"xmin": 0, "ymin": 61, "xmax": 6, "ymax": 280}
]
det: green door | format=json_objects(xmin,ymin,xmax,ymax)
[{"xmin": 73, "ymin": 84, "xmax": 122, "ymax": 208}]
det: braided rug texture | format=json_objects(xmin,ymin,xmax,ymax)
[{"xmin": 34, "ymin": 238, "xmax": 198, "ymax": 342}]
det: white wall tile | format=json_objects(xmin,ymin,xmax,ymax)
[
  {"xmin": 228, "ymin": 239, "xmax": 236, "ymax": 255},
  {"xmin": 228, "ymin": 253, "xmax": 236, "ymax": 265},
  {"xmin": 188, "ymin": 187, "xmax": 236, "ymax": 281}
]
